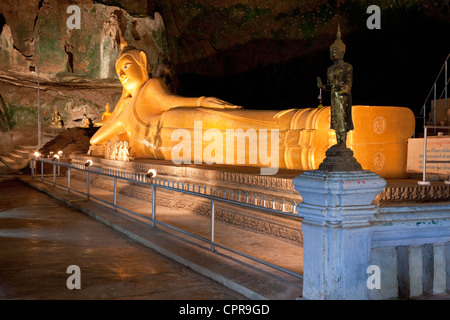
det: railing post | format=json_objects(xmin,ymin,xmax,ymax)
[
  {"xmin": 40, "ymin": 161, "xmax": 43, "ymax": 181},
  {"xmin": 113, "ymin": 177, "xmax": 117, "ymax": 211},
  {"xmin": 86, "ymin": 170, "xmax": 90, "ymax": 199},
  {"xmin": 151, "ymin": 185, "xmax": 156, "ymax": 227},
  {"xmin": 433, "ymin": 83, "xmax": 437, "ymax": 133},
  {"xmin": 423, "ymin": 103, "xmax": 426, "ymax": 131},
  {"xmin": 418, "ymin": 126, "xmax": 431, "ymax": 185},
  {"xmin": 67, "ymin": 167, "xmax": 71, "ymax": 192},
  {"xmin": 211, "ymin": 198, "xmax": 215, "ymax": 252},
  {"xmin": 52, "ymin": 163, "xmax": 56, "ymax": 187},
  {"xmin": 445, "ymin": 60, "xmax": 448, "ymax": 112},
  {"xmin": 30, "ymin": 158, "xmax": 34, "ymax": 178}
]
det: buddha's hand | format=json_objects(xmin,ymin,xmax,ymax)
[
  {"xmin": 317, "ymin": 76, "xmax": 323, "ymax": 89},
  {"xmin": 198, "ymin": 96, "xmax": 242, "ymax": 109}
]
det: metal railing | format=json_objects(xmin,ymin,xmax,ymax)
[
  {"xmin": 419, "ymin": 53, "xmax": 449, "ymax": 133},
  {"xmin": 30, "ymin": 157, "xmax": 303, "ymax": 279},
  {"xmin": 417, "ymin": 125, "xmax": 450, "ymax": 186}
]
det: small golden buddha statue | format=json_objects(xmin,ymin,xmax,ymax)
[
  {"xmin": 49, "ymin": 109, "xmax": 64, "ymax": 128},
  {"xmin": 94, "ymin": 103, "xmax": 112, "ymax": 127},
  {"xmin": 80, "ymin": 114, "xmax": 90, "ymax": 128}
]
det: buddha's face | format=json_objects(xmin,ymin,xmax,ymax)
[
  {"xmin": 330, "ymin": 46, "xmax": 344, "ymax": 62},
  {"xmin": 116, "ymin": 53, "xmax": 148, "ymax": 96}
]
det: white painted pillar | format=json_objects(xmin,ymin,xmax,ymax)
[{"xmin": 293, "ymin": 170, "xmax": 386, "ymax": 300}]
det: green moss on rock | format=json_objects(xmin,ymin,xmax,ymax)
[{"xmin": 6, "ymin": 104, "xmax": 37, "ymax": 130}]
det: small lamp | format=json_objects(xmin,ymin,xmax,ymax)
[
  {"xmin": 85, "ymin": 159, "xmax": 93, "ymax": 167},
  {"xmin": 146, "ymin": 169, "xmax": 157, "ymax": 178}
]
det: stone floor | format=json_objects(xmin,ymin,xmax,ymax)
[
  {"xmin": 0, "ymin": 176, "xmax": 248, "ymax": 300},
  {"xmin": 0, "ymin": 165, "xmax": 304, "ymax": 301}
]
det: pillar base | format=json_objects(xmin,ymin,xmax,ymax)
[{"xmin": 294, "ymin": 170, "xmax": 386, "ymax": 299}]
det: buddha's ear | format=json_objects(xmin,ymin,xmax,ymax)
[{"xmin": 139, "ymin": 51, "xmax": 149, "ymax": 75}]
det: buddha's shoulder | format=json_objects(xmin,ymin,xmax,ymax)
[
  {"xmin": 144, "ymin": 78, "xmax": 168, "ymax": 90},
  {"xmin": 343, "ymin": 62, "xmax": 353, "ymax": 70}
]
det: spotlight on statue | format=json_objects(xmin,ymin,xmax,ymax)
[
  {"xmin": 146, "ymin": 169, "xmax": 157, "ymax": 178},
  {"xmin": 85, "ymin": 159, "xmax": 93, "ymax": 167},
  {"xmin": 52, "ymin": 154, "xmax": 60, "ymax": 161},
  {"xmin": 58, "ymin": 150, "xmax": 63, "ymax": 157}
]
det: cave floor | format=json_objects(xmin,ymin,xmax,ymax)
[{"xmin": 1, "ymin": 172, "xmax": 303, "ymax": 300}]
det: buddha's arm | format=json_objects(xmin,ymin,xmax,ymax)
[
  {"xmin": 150, "ymin": 78, "xmax": 241, "ymax": 110},
  {"xmin": 90, "ymin": 117, "xmax": 126, "ymax": 145},
  {"xmin": 317, "ymin": 76, "xmax": 331, "ymax": 91},
  {"xmin": 90, "ymin": 95, "xmax": 128, "ymax": 145},
  {"xmin": 110, "ymin": 91, "xmax": 131, "ymax": 117}
]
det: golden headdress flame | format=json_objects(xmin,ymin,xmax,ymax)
[{"xmin": 330, "ymin": 24, "xmax": 346, "ymax": 54}]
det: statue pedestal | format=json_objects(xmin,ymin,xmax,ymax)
[
  {"xmin": 318, "ymin": 144, "xmax": 362, "ymax": 172},
  {"xmin": 293, "ymin": 170, "xmax": 386, "ymax": 299},
  {"xmin": 88, "ymin": 144, "xmax": 105, "ymax": 156}
]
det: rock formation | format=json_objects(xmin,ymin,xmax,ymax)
[{"xmin": 0, "ymin": 0, "xmax": 171, "ymax": 154}]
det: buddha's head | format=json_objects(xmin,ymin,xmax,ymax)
[
  {"xmin": 115, "ymin": 46, "xmax": 149, "ymax": 96},
  {"xmin": 330, "ymin": 25, "xmax": 346, "ymax": 62}
]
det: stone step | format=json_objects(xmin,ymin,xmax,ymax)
[
  {"xmin": 17, "ymin": 145, "xmax": 37, "ymax": 152},
  {"xmin": 16, "ymin": 148, "xmax": 36, "ymax": 160},
  {"xmin": 9, "ymin": 151, "xmax": 28, "ymax": 163},
  {"xmin": 0, "ymin": 155, "xmax": 21, "ymax": 169},
  {"xmin": 15, "ymin": 148, "xmax": 30, "ymax": 156},
  {"xmin": 0, "ymin": 155, "xmax": 15, "ymax": 165},
  {"xmin": 0, "ymin": 146, "xmax": 37, "ymax": 170}
]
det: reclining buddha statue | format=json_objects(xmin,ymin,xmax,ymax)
[{"xmin": 90, "ymin": 30, "xmax": 415, "ymax": 178}]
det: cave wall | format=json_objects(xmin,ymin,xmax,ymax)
[
  {"xmin": 0, "ymin": 0, "xmax": 169, "ymax": 79},
  {"xmin": 155, "ymin": 0, "xmax": 450, "ymax": 111},
  {"xmin": 0, "ymin": 0, "xmax": 171, "ymax": 153}
]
